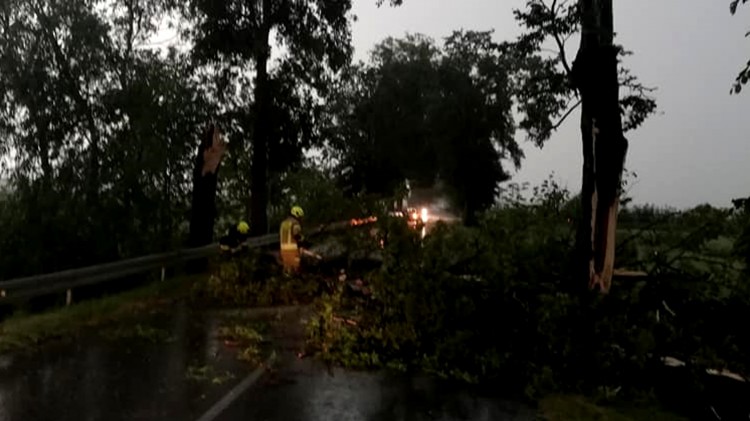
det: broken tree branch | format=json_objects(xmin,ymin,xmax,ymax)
[{"xmin": 552, "ymin": 98, "xmax": 582, "ymax": 130}]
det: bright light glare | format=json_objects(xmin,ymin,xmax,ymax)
[{"xmin": 420, "ymin": 207, "xmax": 429, "ymax": 223}]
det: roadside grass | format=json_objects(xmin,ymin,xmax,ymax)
[
  {"xmin": 0, "ymin": 274, "xmax": 202, "ymax": 354},
  {"xmin": 540, "ymin": 395, "xmax": 688, "ymax": 421}
]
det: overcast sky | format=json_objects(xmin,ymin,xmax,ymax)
[{"xmin": 349, "ymin": 0, "xmax": 750, "ymax": 209}]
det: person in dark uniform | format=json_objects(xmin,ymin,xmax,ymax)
[{"xmin": 219, "ymin": 221, "xmax": 250, "ymax": 254}]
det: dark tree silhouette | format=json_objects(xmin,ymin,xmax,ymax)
[
  {"xmin": 188, "ymin": 124, "xmax": 225, "ymax": 271},
  {"xmin": 570, "ymin": 0, "xmax": 628, "ymax": 293},
  {"xmin": 185, "ymin": 0, "xmax": 352, "ymax": 234},
  {"xmin": 325, "ymin": 33, "xmax": 518, "ymax": 223},
  {"xmin": 510, "ymin": 0, "xmax": 657, "ymax": 292}
]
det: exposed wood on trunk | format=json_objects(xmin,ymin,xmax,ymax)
[
  {"xmin": 572, "ymin": 0, "xmax": 628, "ymax": 294},
  {"xmin": 202, "ymin": 127, "xmax": 226, "ymax": 176},
  {"xmin": 188, "ymin": 124, "xmax": 226, "ymax": 272}
]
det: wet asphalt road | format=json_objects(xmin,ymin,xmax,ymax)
[
  {"xmin": 217, "ymin": 305, "xmax": 536, "ymax": 421},
  {"xmin": 217, "ymin": 359, "xmax": 536, "ymax": 421},
  {"xmin": 0, "ymin": 304, "xmax": 249, "ymax": 421},
  {"xmin": 0, "ymin": 304, "xmax": 537, "ymax": 421},
  {"xmin": 4, "ymin": 299, "xmax": 746, "ymax": 421}
]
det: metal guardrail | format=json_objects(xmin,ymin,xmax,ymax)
[
  {"xmin": 0, "ymin": 233, "xmax": 279, "ymax": 302},
  {"xmin": 0, "ymin": 216, "xmax": 380, "ymax": 303}
]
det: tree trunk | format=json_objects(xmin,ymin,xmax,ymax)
[
  {"xmin": 187, "ymin": 124, "xmax": 226, "ymax": 272},
  {"xmin": 250, "ymin": 0, "xmax": 272, "ymax": 236},
  {"xmin": 572, "ymin": 0, "xmax": 628, "ymax": 293}
]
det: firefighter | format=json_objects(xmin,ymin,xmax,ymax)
[
  {"xmin": 219, "ymin": 220, "xmax": 250, "ymax": 254},
  {"xmin": 279, "ymin": 206, "xmax": 304, "ymax": 273}
]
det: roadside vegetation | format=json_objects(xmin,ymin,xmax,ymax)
[
  {"xmin": 298, "ymin": 180, "xmax": 749, "ymax": 418},
  {"xmin": 187, "ymin": 171, "xmax": 748, "ymax": 417},
  {"xmin": 0, "ymin": 0, "xmax": 748, "ymax": 419},
  {"xmin": 1, "ymin": 170, "xmax": 747, "ymax": 419},
  {"xmin": 193, "ymin": 252, "xmax": 322, "ymax": 308},
  {"xmin": 539, "ymin": 395, "xmax": 687, "ymax": 421},
  {"xmin": 0, "ymin": 274, "xmax": 197, "ymax": 354}
]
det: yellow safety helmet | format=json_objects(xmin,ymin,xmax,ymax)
[
  {"xmin": 291, "ymin": 206, "xmax": 304, "ymax": 218},
  {"xmin": 237, "ymin": 221, "xmax": 250, "ymax": 234}
]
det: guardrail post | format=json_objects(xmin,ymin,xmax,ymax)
[
  {"xmin": 66, "ymin": 289, "xmax": 72, "ymax": 306},
  {"xmin": 161, "ymin": 266, "xmax": 166, "ymax": 282}
]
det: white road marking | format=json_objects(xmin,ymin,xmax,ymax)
[{"xmin": 195, "ymin": 354, "xmax": 277, "ymax": 421}]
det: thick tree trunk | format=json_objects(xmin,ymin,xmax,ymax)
[
  {"xmin": 250, "ymin": 0, "xmax": 272, "ymax": 236},
  {"xmin": 188, "ymin": 124, "xmax": 225, "ymax": 272},
  {"xmin": 572, "ymin": 0, "xmax": 628, "ymax": 293}
]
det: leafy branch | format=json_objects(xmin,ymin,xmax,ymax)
[
  {"xmin": 510, "ymin": 0, "xmax": 657, "ymax": 145},
  {"xmin": 730, "ymin": 0, "xmax": 750, "ymax": 93}
]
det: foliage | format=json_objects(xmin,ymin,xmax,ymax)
[
  {"xmin": 217, "ymin": 325, "xmax": 264, "ymax": 344},
  {"xmin": 376, "ymin": 0, "xmax": 403, "ymax": 5},
  {"xmin": 326, "ymin": 6, "xmax": 656, "ymax": 223},
  {"xmin": 194, "ymin": 251, "xmax": 322, "ymax": 307},
  {"xmin": 186, "ymin": 365, "xmax": 237, "ymax": 385},
  {"xmin": 0, "ymin": 0, "xmax": 209, "ymax": 278},
  {"xmin": 183, "ymin": 0, "xmax": 354, "ymax": 234},
  {"xmin": 308, "ymin": 182, "xmax": 579, "ymax": 392},
  {"xmin": 185, "ymin": 0, "xmax": 352, "ymax": 76},
  {"xmin": 618, "ymin": 204, "xmax": 678, "ymax": 229},
  {"xmin": 0, "ymin": 0, "xmax": 662, "ymax": 280},
  {"xmin": 325, "ymin": 32, "xmax": 520, "ymax": 222},
  {"xmin": 305, "ymin": 181, "xmax": 749, "ymax": 399},
  {"xmin": 732, "ymin": 197, "xmax": 750, "ymax": 270},
  {"xmin": 0, "ymin": 274, "xmax": 197, "ymax": 354},
  {"xmin": 0, "ymin": 0, "xmax": 362, "ymax": 278},
  {"xmin": 267, "ymin": 166, "xmax": 364, "ymax": 229},
  {"xmin": 509, "ymin": 0, "xmax": 658, "ymax": 145},
  {"xmin": 0, "ymin": 0, "xmax": 357, "ymax": 276},
  {"xmin": 539, "ymin": 395, "xmax": 687, "ymax": 421},
  {"xmin": 217, "ymin": 324, "xmax": 267, "ymax": 365},
  {"xmin": 730, "ymin": 0, "xmax": 750, "ymax": 93}
]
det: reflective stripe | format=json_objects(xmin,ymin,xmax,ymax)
[{"xmin": 280, "ymin": 218, "xmax": 293, "ymax": 245}]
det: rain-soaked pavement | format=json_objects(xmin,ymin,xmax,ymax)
[
  {"xmin": 218, "ymin": 359, "xmax": 536, "ymax": 421},
  {"xmin": 0, "ymin": 303, "xmax": 537, "ymax": 421},
  {"xmin": 0, "ymin": 302, "xmax": 252, "ymax": 421},
  {"xmin": 8, "ymin": 294, "xmax": 747, "ymax": 421},
  {"xmin": 218, "ymin": 306, "xmax": 536, "ymax": 421}
]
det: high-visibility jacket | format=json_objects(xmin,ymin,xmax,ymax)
[{"xmin": 279, "ymin": 216, "xmax": 303, "ymax": 251}]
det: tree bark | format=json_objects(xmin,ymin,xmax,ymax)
[
  {"xmin": 250, "ymin": 0, "xmax": 272, "ymax": 235},
  {"xmin": 188, "ymin": 124, "xmax": 225, "ymax": 272},
  {"xmin": 572, "ymin": 0, "xmax": 628, "ymax": 293}
]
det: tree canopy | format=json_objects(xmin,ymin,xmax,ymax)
[
  {"xmin": 0, "ymin": 0, "xmax": 662, "ymax": 278},
  {"xmin": 0, "ymin": 0, "xmax": 207, "ymax": 277},
  {"xmin": 183, "ymin": 0, "xmax": 354, "ymax": 234},
  {"xmin": 509, "ymin": 0, "xmax": 657, "ymax": 144},
  {"xmin": 325, "ymin": 32, "xmax": 520, "ymax": 222}
]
